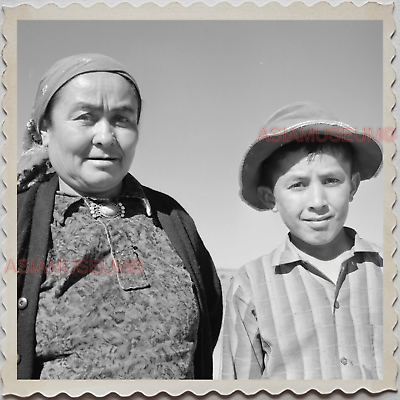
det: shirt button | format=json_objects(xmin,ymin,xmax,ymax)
[
  {"xmin": 334, "ymin": 301, "xmax": 340, "ymax": 309},
  {"xmin": 340, "ymin": 357, "xmax": 348, "ymax": 365},
  {"xmin": 17, "ymin": 297, "xmax": 28, "ymax": 310},
  {"xmin": 17, "ymin": 354, "xmax": 21, "ymax": 364}
]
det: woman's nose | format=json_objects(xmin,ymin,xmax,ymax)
[
  {"xmin": 92, "ymin": 119, "xmax": 116, "ymax": 147},
  {"xmin": 307, "ymin": 183, "xmax": 328, "ymax": 212}
]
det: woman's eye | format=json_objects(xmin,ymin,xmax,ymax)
[
  {"xmin": 113, "ymin": 115, "xmax": 134, "ymax": 127},
  {"xmin": 288, "ymin": 182, "xmax": 306, "ymax": 190},
  {"xmin": 76, "ymin": 113, "xmax": 95, "ymax": 123}
]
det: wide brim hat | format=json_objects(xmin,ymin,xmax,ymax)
[{"xmin": 240, "ymin": 101, "xmax": 383, "ymax": 211}]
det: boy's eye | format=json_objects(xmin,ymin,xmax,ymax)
[
  {"xmin": 114, "ymin": 115, "xmax": 128, "ymax": 123},
  {"xmin": 324, "ymin": 177, "xmax": 340, "ymax": 185}
]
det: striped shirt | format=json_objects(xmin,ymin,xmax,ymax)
[{"xmin": 222, "ymin": 228, "xmax": 383, "ymax": 380}]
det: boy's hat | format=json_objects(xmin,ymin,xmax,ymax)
[{"xmin": 241, "ymin": 101, "xmax": 383, "ymax": 211}]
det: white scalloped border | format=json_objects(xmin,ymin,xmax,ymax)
[{"xmin": 1, "ymin": 1, "xmax": 397, "ymax": 397}]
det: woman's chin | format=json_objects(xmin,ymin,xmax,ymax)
[
  {"xmin": 81, "ymin": 182, "xmax": 123, "ymax": 198},
  {"xmin": 59, "ymin": 175, "xmax": 124, "ymax": 198}
]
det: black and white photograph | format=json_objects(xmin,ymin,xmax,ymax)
[{"xmin": 1, "ymin": 1, "xmax": 397, "ymax": 398}]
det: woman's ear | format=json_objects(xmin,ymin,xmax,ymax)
[
  {"xmin": 40, "ymin": 120, "xmax": 50, "ymax": 146},
  {"xmin": 257, "ymin": 185, "xmax": 276, "ymax": 210},
  {"xmin": 349, "ymin": 172, "xmax": 361, "ymax": 202}
]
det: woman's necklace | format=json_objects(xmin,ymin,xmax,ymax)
[
  {"xmin": 82, "ymin": 197, "xmax": 149, "ymax": 291},
  {"xmin": 83, "ymin": 198, "xmax": 125, "ymax": 218}
]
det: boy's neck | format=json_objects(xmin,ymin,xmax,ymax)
[{"xmin": 290, "ymin": 228, "xmax": 354, "ymax": 261}]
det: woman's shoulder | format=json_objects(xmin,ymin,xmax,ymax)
[
  {"xmin": 143, "ymin": 185, "xmax": 198, "ymax": 228},
  {"xmin": 17, "ymin": 173, "xmax": 58, "ymax": 214},
  {"xmin": 123, "ymin": 174, "xmax": 182, "ymax": 211},
  {"xmin": 18, "ymin": 172, "xmax": 57, "ymax": 195},
  {"xmin": 137, "ymin": 183, "xmax": 201, "ymax": 240},
  {"xmin": 142, "ymin": 185, "xmax": 183, "ymax": 210}
]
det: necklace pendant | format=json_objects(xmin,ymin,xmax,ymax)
[
  {"xmin": 100, "ymin": 203, "xmax": 119, "ymax": 217},
  {"xmin": 84, "ymin": 198, "xmax": 125, "ymax": 219}
]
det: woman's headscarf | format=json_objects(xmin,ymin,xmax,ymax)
[{"xmin": 18, "ymin": 54, "xmax": 142, "ymax": 191}]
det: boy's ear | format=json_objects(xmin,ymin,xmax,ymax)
[
  {"xmin": 257, "ymin": 185, "xmax": 276, "ymax": 210},
  {"xmin": 349, "ymin": 172, "xmax": 361, "ymax": 202}
]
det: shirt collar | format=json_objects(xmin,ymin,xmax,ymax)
[
  {"xmin": 120, "ymin": 174, "xmax": 152, "ymax": 216},
  {"xmin": 273, "ymin": 227, "xmax": 380, "ymax": 271},
  {"xmin": 54, "ymin": 174, "xmax": 152, "ymax": 219}
]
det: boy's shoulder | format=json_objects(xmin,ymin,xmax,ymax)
[
  {"xmin": 343, "ymin": 227, "xmax": 383, "ymax": 257},
  {"xmin": 232, "ymin": 228, "xmax": 382, "ymax": 286},
  {"xmin": 232, "ymin": 237, "xmax": 295, "ymax": 285},
  {"xmin": 360, "ymin": 238, "xmax": 383, "ymax": 255}
]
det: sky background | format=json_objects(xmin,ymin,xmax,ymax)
[{"xmin": 17, "ymin": 20, "xmax": 383, "ymax": 273}]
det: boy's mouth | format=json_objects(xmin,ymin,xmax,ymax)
[
  {"xmin": 303, "ymin": 216, "xmax": 333, "ymax": 228},
  {"xmin": 303, "ymin": 216, "xmax": 332, "ymax": 222}
]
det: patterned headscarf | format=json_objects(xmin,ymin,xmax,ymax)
[{"xmin": 17, "ymin": 54, "xmax": 141, "ymax": 190}]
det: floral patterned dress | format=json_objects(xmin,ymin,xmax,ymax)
[{"xmin": 35, "ymin": 182, "xmax": 199, "ymax": 380}]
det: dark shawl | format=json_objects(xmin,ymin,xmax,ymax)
[{"xmin": 17, "ymin": 174, "xmax": 222, "ymax": 379}]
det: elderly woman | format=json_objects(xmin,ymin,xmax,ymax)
[{"xmin": 17, "ymin": 54, "xmax": 222, "ymax": 380}]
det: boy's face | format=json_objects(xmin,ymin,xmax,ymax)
[{"xmin": 266, "ymin": 148, "xmax": 360, "ymax": 251}]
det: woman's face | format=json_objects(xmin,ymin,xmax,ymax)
[{"xmin": 42, "ymin": 72, "xmax": 140, "ymax": 198}]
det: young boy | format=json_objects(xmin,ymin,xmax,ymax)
[{"xmin": 222, "ymin": 102, "xmax": 383, "ymax": 380}]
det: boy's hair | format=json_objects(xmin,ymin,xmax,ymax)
[{"xmin": 258, "ymin": 137, "xmax": 356, "ymax": 190}]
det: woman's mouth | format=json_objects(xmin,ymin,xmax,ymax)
[{"xmin": 87, "ymin": 157, "xmax": 119, "ymax": 165}]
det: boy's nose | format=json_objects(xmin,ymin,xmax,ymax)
[{"xmin": 307, "ymin": 183, "xmax": 328, "ymax": 212}]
